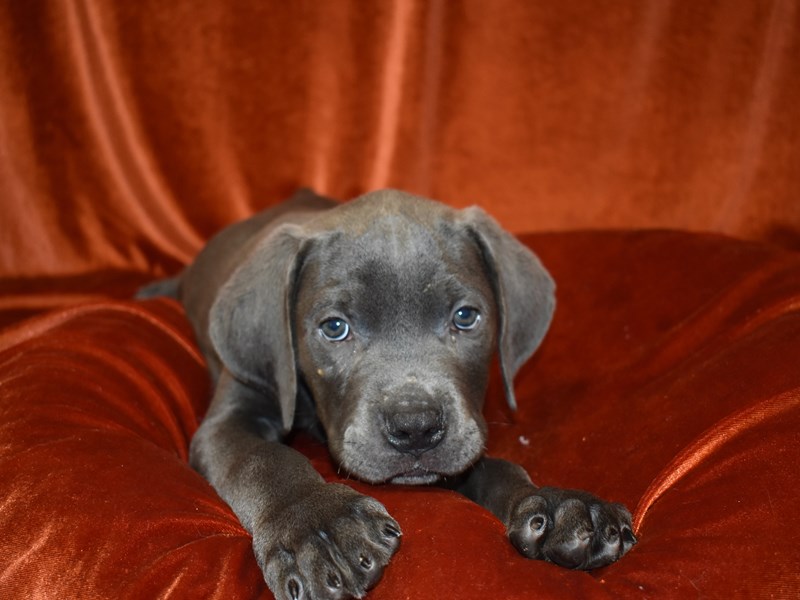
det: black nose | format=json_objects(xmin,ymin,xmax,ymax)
[{"xmin": 384, "ymin": 406, "xmax": 445, "ymax": 456}]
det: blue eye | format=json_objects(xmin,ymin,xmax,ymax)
[
  {"xmin": 452, "ymin": 306, "xmax": 481, "ymax": 331},
  {"xmin": 319, "ymin": 318, "xmax": 350, "ymax": 341}
]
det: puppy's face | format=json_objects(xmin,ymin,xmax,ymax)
[{"xmin": 294, "ymin": 211, "xmax": 497, "ymax": 484}]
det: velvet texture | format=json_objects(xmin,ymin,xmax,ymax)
[
  {"xmin": 2, "ymin": 232, "xmax": 800, "ymax": 598},
  {"xmin": 1, "ymin": 2, "xmax": 800, "ymax": 323},
  {"xmin": 2, "ymin": 1, "xmax": 800, "ymax": 598}
]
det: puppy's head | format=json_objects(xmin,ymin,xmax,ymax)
[{"xmin": 211, "ymin": 190, "xmax": 555, "ymax": 484}]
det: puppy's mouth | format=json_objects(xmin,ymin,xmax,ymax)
[
  {"xmin": 335, "ymin": 408, "xmax": 487, "ymax": 485},
  {"xmin": 389, "ymin": 464, "xmax": 440, "ymax": 485}
]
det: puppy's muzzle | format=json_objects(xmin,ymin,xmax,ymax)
[{"xmin": 382, "ymin": 400, "xmax": 445, "ymax": 457}]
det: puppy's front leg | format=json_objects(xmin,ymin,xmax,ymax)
[
  {"xmin": 451, "ymin": 458, "xmax": 636, "ymax": 569},
  {"xmin": 190, "ymin": 371, "xmax": 402, "ymax": 600}
]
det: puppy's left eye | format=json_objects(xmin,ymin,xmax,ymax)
[
  {"xmin": 319, "ymin": 318, "xmax": 350, "ymax": 341},
  {"xmin": 452, "ymin": 306, "xmax": 481, "ymax": 331}
]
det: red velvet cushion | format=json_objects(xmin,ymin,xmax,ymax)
[{"xmin": 1, "ymin": 231, "xmax": 799, "ymax": 598}]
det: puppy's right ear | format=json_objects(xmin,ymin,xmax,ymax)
[
  {"xmin": 459, "ymin": 207, "xmax": 556, "ymax": 412},
  {"xmin": 208, "ymin": 224, "xmax": 307, "ymax": 433}
]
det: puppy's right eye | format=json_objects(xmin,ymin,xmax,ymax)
[
  {"xmin": 452, "ymin": 306, "xmax": 481, "ymax": 331},
  {"xmin": 319, "ymin": 318, "xmax": 350, "ymax": 342}
]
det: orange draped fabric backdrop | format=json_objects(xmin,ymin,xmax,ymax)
[
  {"xmin": 0, "ymin": 1, "xmax": 798, "ymax": 312},
  {"xmin": 2, "ymin": 4, "xmax": 800, "ymax": 598}
]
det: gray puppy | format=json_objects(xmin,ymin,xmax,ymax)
[{"xmin": 139, "ymin": 189, "xmax": 635, "ymax": 600}]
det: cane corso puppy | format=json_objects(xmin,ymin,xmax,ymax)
[{"xmin": 139, "ymin": 189, "xmax": 635, "ymax": 599}]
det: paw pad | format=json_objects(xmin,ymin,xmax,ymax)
[{"xmin": 510, "ymin": 488, "xmax": 636, "ymax": 569}]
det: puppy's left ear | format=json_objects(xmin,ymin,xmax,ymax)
[
  {"xmin": 208, "ymin": 224, "xmax": 308, "ymax": 433},
  {"xmin": 460, "ymin": 207, "xmax": 556, "ymax": 410}
]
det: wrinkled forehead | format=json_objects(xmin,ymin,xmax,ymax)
[{"xmin": 297, "ymin": 215, "xmax": 492, "ymax": 317}]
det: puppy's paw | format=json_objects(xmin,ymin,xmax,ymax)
[
  {"xmin": 254, "ymin": 483, "xmax": 401, "ymax": 600},
  {"xmin": 507, "ymin": 487, "xmax": 636, "ymax": 570}
]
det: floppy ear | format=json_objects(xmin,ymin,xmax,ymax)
[
  {"xmin": 461, "ymin": 207, "xmax": 556, "ymax": 411},
  {"xmin": 208, "ymin": 224, "xmax": 307, "ymax": 432}
]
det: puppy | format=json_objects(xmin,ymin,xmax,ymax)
[{"xmin": 139, "ymin": 189, "xmax": 635, "ymax": 600}]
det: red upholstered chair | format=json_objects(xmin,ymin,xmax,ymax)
[{"xmin": 1, "ymin": 3, "xmax": 799, "ymax": 599}]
